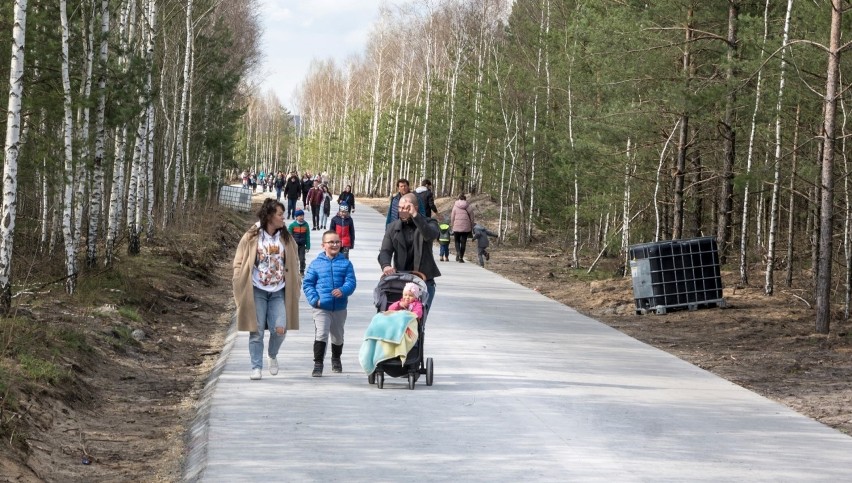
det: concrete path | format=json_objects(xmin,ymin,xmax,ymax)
[{"xmin": 186, "ymin": 193, "xmax": 852, "ymax": 482}]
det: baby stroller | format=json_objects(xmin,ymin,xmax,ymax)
[{"xmin": 366, "ymin": 272, "xmax": 434, "ymax": 390}]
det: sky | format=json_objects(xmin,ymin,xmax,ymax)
[{"xmin": 257, "ymin": 0, "xmax": 406, "ymax": 112}]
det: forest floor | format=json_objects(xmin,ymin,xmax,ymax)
[{"xmin": 1, "ymin": 191, "xmax": 850, "ymax": 482}]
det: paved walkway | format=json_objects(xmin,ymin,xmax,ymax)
[{"xmin": 185, "ymin": 193, "xmax": 852, "ymax": 482}]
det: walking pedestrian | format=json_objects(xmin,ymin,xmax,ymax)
[
  {"xmin": 329, "ymin": 204, "xmax": 355, "ymax": 259},
  {"xmin": 302, "ymin": 231, "xmax": 357, "ymax": 377},
  {"xmin": 379, "ymin": 193, "xmax": 441, "ymax": 307},
  {"xmin": 337, "ymin": 185, "xmax": 355, "ymax": 214},
  {"xmin": 306, "ymin": 179, "xmax": 324, "ymax": 229},
  {"xmin": 288, "ymin": 209, "xmax": 311, "ymax": 275},
  {"xmin": 284, "ymin": 171, "xmax": 302, "ymax": 218},
  {"xmin": 450, "ymin": 194, "xmax": 474, "ymax": 263},
  {"xmin": 232, "ymin": 198, "xmax": 300, "ymax": 380},
  {"xmin": 320, "ymin": 185, "xmax": 333, "ymax": 229},
  {"xmin": 472, "ymin": 223, "xmax": 498, "ymax": 267},
  {"xmin": 415, "ymin": 179, "xmax": 439, "ymax": 218},
  {"xmin": 438, "ymin": 222, "xmax": 452, "ymax": 261}
]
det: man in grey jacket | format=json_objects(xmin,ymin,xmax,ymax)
[{"xmin": 378, "ymin": 193, "xmax": 441, "ymax": 307}]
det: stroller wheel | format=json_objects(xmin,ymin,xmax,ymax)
[
  {"xmin": 426, "ymin": 358, "xmax": 434, "ymax": 386},
  {"xmin": 377, "ymin": 371, "xmax": 385, "ymax": 389},
  {"xmin": 407, "ymin": 372, "xmax": 416, "ymax": 390},
  {"xmin": 368, "ymin": 372, "xmax": 376, "ymax": 385}
]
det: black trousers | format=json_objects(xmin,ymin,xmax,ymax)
[
  {"xmin": 310, "ymin": 203, "xmax": 321, "ymax": 227},
  {"xmin": 454, "ymin": 232, "xmax": 471, "ymax": 259}
]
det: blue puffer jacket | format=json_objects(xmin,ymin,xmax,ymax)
[{"xmin": 302, "ymin": 252, "xmax": 357, "ymax": 311}]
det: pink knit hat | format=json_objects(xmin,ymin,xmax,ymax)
[{"xmin": 403, "ymin": 282, "xmax": 421, "ymax": 299}]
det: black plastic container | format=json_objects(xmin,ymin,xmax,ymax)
[{"xmin": 628, "ymin": 237, "xmax": 726, "ymax": 314}]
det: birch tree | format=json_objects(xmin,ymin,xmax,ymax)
[
  {"xmin": 739, "ymin": 0, "xmax": 771, "ymax": 286},
  {"xmin": 765, "ymin": 0, "xmax": 794, "ymax": 296},
  {"xmin": 0, "ymin": 0, "xmax": 28, "ymax": 312},
  {"xmin": 87, "ymin": 0, "xmax": 110, "ymax": 268},
  {"xmin": 60, "ymin": 0, "xmax": 78, "ymax": 294}
]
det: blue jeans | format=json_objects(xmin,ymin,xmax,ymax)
[
  {"xmin": 249, "ymin": 286, "xmax": 286, "ymax": 370},
  {"xmin": 425, "ymin": 279, "xmax": 436, "ymax": 310},
  {"xmin": 287, "ymin": 198, "xmax": 298, "ymax": 218},
  {"xmin": 439, "ymin": 243, "xmax": 450, "ymax": 258}
]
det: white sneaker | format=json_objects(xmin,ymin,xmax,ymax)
[
  {"xmin": 250, "ymin": 368, "xmax": 262, "ymax": 380},
  {"xmin": 268, "ymin": 357, "xmax": 279, "ymax": 376}
]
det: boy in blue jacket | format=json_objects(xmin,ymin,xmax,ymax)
[{"xmin": 302, "ymin": 231, "xmax": 357, "ymax": 377}]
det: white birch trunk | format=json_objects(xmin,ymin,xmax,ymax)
[
  {"xmin": 40, "ymin": 159, "xmax": 48, "ymax": 247},
  {"xmin": 182, "ymin": 37, "xmax": 195, "ymax": 206},
  {"xmin": 172, "ymin": 0, "xmax": 193, "ymax": 218},
  {"xmin": 739, "ymin": 0, "xmax": 771, "ymax": 286},
  {"xmin": 420, "ymin": 12, "xmax": 434, "ymax": 176},
  {"xmin": 74, "ymin": 5, "xmax": 95, "ymax": 259},
  {"xmin": 106, "ymin": 127, "xmax": 127, "ymax": 265},
  {"xmin": 621, "ymin": 138, "xmax": 633, "ymax": 274},
  {"xmin": 786, "ymin": 104, "xmax": 800, "ymax": 288},
  {"xmin": 60, "ymin": 0, "xmax": 77, "ymax": 294},
  {"xmin": 764, "ymin": 0, "xmax": 794, "ymax": 296},
  {"xmin": 105, "ymin": 0, "xmax": 132, "ymax": 265},
  {"xmin": 367, "ymin": 23, "xmax": 384, "ymax": 191},
  {"xmin": 87, "ymin": 0, "xmax": 109, "ymax": 268},
  {"xmin": 0, "ymin": 0, "xmax": 27, "ymax": 310}
]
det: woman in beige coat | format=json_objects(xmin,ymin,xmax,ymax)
[{"xmin": 233, "ymin": 198, "xmax": 301, "ymax": 380}]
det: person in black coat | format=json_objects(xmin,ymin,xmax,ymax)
[
  {"xmin": 337, "ymin": 185, "xmax": 355, "ymax": 213},
  {"xmin": 283, "ymin": 172, "xmax": 302, "ymax": 218},
  {"xmin": 378, "ymin": 193, "xmax": 441, "ymax": 307}
]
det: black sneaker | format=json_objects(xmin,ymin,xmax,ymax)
[
  {"xmin": 312, "ymin": 363, "xmax": 323, "ymax": 377},
  {"xmin": 331, "ymin": 359, "xmax": 342, "ymax": 373},
  {"xmin": 485, "ymin": 250, "xmax": 490, "ymax": 261}
]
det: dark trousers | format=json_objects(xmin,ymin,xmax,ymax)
[
  {"xmin": 297, "ymin": 243, "xmax": 306, "ymax": 273},
  {"xmin": 310, "ymin": 203, "xmax": 321, "ymax": 228},
  {"xmin": 477, "ymin": 246, "xmax": 489, "ymax": 266},
  {"xmin": 287, "ymin": 198, "xmax": 298, "ymax": 218},
  {"xmin": 454, "ymin": 232, "xmax": 470, "ymax": 259}
]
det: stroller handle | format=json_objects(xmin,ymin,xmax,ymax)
[{"xmin": 381, "ymin": 270, "xmax": 426, "ymax": 282}]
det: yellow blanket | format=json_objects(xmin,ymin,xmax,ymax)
[{"xmin": 359, "ymin": 311, "xmax": 419, "ymax": 374}]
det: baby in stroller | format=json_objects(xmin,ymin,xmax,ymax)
[
  {"xmin": 358, "ymin": 273, "xmax": 434, "ymax": 389},
  {"xmin": 386, "ymin": 282, "xmax": 424, "ymax": 319}
]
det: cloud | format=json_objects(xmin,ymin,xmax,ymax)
[{"xmin": 258, "ymin": 0, "xmax": 409, "ymax": 110}]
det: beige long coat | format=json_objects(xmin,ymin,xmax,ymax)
[{"xmin": 232, "ymin": 226, "xmax": 301, "ymax": 332}]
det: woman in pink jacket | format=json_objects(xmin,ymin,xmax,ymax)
[{"xmin": 450, "ymin": 194, "xmax": 475, "ymax": 263}]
